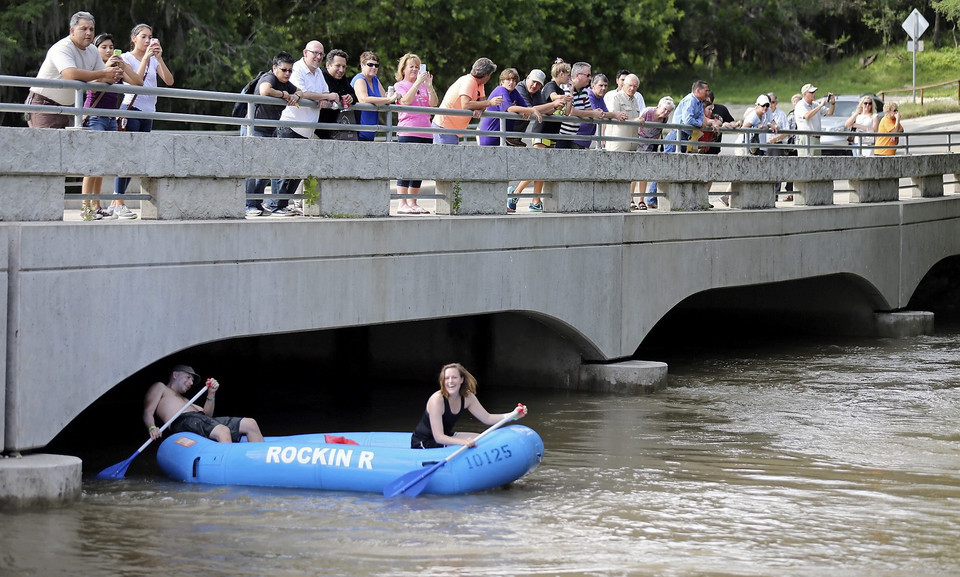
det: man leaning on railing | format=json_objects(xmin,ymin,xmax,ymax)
[
  {"xmin": 26, "ymin": 11, "xmax": 124, "ymax": 129},
  {"xmin": 663, "ymin": 80, "xmax": 721, "ymax": 153}
]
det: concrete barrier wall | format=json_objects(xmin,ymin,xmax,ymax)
[{"xmin": 1, "ymin": 127, "xmax": 958, "ymax": 219}]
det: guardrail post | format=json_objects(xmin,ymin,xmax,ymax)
[
  {"xmin": 657, "ymin": 181, "xmax": 710, "ymax": 211},
  {"xmin": 849, "ymin": 179, "xmax": 899, "ymax": 203},
  {"xmin": 911, "ymin": 175, "xmax": 944, "ymax": 198},
  {"xmin": 793, "ymin": 181, "xmax": 834, "ymax": 206},
  {"xmin": 73, "ymin": 89, "xmax": 83, "ymax": 129},
  {"xmin": 319, "ymin": 179, "xmax": 390, "ymax": 217},
  {"xmin": 434, "ymin": 181, "xmax": 506, "ymax": 215},
  {"xmin": 140, "ymin": 177, "xmax": 245, "ymax": 219},
  {"xmin": 0, "ymin": 176, "xmax": 64, "ymax": 220},
  {"xmin": 729, "ymin": 182, "xmax": 776, "ymax": 209}
]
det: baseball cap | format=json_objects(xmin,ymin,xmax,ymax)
[
  {"xmin": 801, "ymin": 83, "xmax": 818, "ymax": 94},
  {"xmin": 755, "ymin": 94, "xmax": 771, "ymax": 106},
  {"xmin": 527, "ymin": 69, "xmax": 546, "ymax": 85},
  {"xmin": 171, "ymin": 364, "xmax": 200, "ymax": 380}
]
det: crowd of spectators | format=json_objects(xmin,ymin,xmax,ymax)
[{"xmin": 26, "ymin": 11, "xmax": 909, "ymax": 219}]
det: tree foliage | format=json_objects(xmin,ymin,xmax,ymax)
[{"xmin": 0, "ymin": 0, "xmax": 946, "ymax": 126}]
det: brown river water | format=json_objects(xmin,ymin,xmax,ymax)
[{"xmin": 3, "ymin": 329, "xmax": 960, "ymax": 576}]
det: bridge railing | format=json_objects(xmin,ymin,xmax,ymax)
[
  {"xmin": 2, "ymin": 74, "xmax": 946, "ymax": 155},
  {"xmin": 1, "ymin": 75, "xmax": 959, "ymax": 220}
]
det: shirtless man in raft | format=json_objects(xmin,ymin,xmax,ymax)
[{"xmin": 143, "ymin": 364, "xmax": 264, "ymax": 443}]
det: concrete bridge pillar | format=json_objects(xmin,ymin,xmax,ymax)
[
  {"xmin": 911, "ymin": 175, "xmax": 944, "ymax": 198},
  {"xmin": 849, "ymin": 178, "xmax": 899, "ymax": 203},
  {"xmin": 319, "ymin": 180, "xmax": 390, "ymax": 217},
  {"xmin": 0, "ymin": 454, "xmax": 81, "ymax": 510},
  {"xmin": 730, "ymin": 182, "xmax": 776, "ymax": 209},
  {"xmin": 141, "ymin": 177, "xmax": 245, "ymax": 220},
  {"xmin": 874, "ymin": 311, "xmax": 935, "ymax": 337},
  {"xmin": 435, "ymin": 181, "xmax": 508, "ymax": 215},
  {"xmin": 794, "ymin": 180, "xmax": 834, "ymax": 206},
  {"xmin": 579, "ymin": 361, "xmax": 669, "ymax": 393},
  {"xmin": 0, "ymin": 176, "xmax": 64, "ymax": 221},
  {"xmin": 658, "ymin": 181, "xmax": 711, "ymax": 211}
]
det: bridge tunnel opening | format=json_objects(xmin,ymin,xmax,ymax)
[
  {"xmin": 906, "ymin": 255, "xmax": 960, "ymax": 324},
  {"xmin": 636, "ymin": 273, "xmax": 893, "ymax": 361},
  {"xmin": 47, "ymin": 312, "xmax": 594, "ymax": 469}
]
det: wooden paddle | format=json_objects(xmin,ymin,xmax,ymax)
[
  {"xmin": 383, "ymin": 405, "xmax": 523, "ymax": 498},
  {"xmin": 95, "ymin": 384, "xmax": 209, "ymax": 479}
]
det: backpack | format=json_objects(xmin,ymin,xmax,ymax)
[{"xmin": 231, "ymin": 71, "xmax": 268, "ymax": 118}]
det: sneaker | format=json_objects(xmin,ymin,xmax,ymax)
[
  {"xmin": 114, "ymin": 205, "xmax": 138, "ymax": 219},
  {"xmin": 260, "ymin": 207, "xmax": 274, "ymax": 216},
  {"xmin": 528, "ymin": 202, "xmax": 543, "ymax": 213},
  {"xmin": 96, "ymin": 208, "xmax": 117, "ymax": 220},
  {"xmin": 246, "ymin": 207, "xmax": 263, "ymax": 217},
  {"xmin": 80, "ymin": 207, "xmax": 100, "ymax": 221},
  {"xmin": 507, "ymin": 186, "xmax": 518, "ymax": 213},
  {"xmin": 272, "ymin": 207, "xmax": 296, "ymax": 216}
]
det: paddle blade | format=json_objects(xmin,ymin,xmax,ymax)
[
  {"xmin": 94, "ymin": 451, "xmax": 138, "ymax": 480},
  {"xmin": 383, "ymin": 461, "xmax": 446, "ymax": 498}
]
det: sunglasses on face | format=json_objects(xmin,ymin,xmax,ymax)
[
  {"xmin": 277, "ymin": 67, "xmax": 293, "ymax": 73},
  {"xmin": 365, "ymin": 62, "xmax": 379, "ymax": 68}
]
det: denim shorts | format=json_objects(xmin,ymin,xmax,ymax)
[{"xmin": 85, "ymin": 115, "xmax": 117, "ymax": 131}]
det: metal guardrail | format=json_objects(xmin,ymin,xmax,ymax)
[{"xmin": 2, "ymin": 74, "xmax": 947, "ymax": 156}]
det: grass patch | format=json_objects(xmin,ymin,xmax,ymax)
[{"xmin": 647, "ymin": 45, "xmax": 960, "ymax": 110}]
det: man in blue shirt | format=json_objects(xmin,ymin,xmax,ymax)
[{"xmin": 664, "ymin": 80, "xmax": 719, "ymax": 153}]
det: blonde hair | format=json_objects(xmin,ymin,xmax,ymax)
[
  {"xmin": 883, "ymin": 101, "xmax": 898, "ymax": 113},
  {"xmin": 396, "ymin": 53, "xmax": 421, "ymax": 82},
  {"xmin": 551, "ymin": 60, "xmax": 571, "ymax": 80},
  {"xmin": 437, "ymin": 363, "xmax": 477, "ymax": 399}
]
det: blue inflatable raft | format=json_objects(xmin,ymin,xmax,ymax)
[{"xmin": 156, "ymin": 425, "xmax": 544, "ymax": 495}]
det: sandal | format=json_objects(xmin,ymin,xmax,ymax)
[
  {"xmin": 630, "ymin": 202, "xmax": 639, "ymax": 211},
  {"xmin": 397, "ymin": 206, "xmax": 413, "ymax": 214},
  {"xmin": 637, "ymin": 201, "xmax": 647, "ymax": 211},
  {"xmin": 410, "ymin": 205, "xmax": 428, "ymax": 214}
]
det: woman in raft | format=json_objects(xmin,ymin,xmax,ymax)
[{"xmin": 411, "ymin": 362, "xmax": 527, "ymax": 448}]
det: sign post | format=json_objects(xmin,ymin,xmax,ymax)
[{"xmin": 902, "ymin": 8, "xmax": 930, "ymax": 103}]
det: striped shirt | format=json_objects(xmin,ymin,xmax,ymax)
[{"xmin": 559, "ymin": 85, "xmax": 591, "ymax": 136}]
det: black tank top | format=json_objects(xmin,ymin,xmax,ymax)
[{"xmin": 412, "ymin": 395, "xmax": 463, "ymax": 445}]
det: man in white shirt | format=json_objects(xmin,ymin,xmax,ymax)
[
  {"xmin": 271, "ymin": 40, "xmax": 339, "ymax": 215},
  {"xmin": 278, "ymin": 40, "xmax": 339, "ymax": 139},
  {"xmin": 794, "ymin": 83, "xmax": 834, "ymax": 156},
  {"xmin": 27, "ymin": 11, "xmax": 124, "ymax": 129},
  {"xmin": 604, "ymin": 68, "xmax": 645, "ymax": 117}
]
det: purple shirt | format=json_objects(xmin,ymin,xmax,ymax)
[
  {"xmin": 574, "ymin": 88, "xmax": 608, "ymax": 147},
  {"xmin": 84, "ymin": 88, "xmax": 119, "ymax": 111},
  {"xmin": 479, "ymin": 85, "xmax": 530, "ymax": 146}
]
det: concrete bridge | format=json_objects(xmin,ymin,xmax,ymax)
[{"xmin": 1, "ymin": 126, "xmax": 960, "ymax": 506}]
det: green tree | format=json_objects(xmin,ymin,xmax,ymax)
[{"xmin": 860, "ymin": 0, "xmax": 916, "ymax": 48}]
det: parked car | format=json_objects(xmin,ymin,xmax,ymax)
[{"xmin": 819, "ymin": 94, "xmax": 884, "ymax": 155}]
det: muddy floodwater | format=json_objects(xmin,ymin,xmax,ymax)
[{"xmin": 4, "ymin": 330, "xmax": 960, "ymax": 576}]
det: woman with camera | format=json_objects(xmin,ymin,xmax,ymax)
[{"xmin": 111, "ymin": 23, "xmax": 174, "ymax": 219}]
